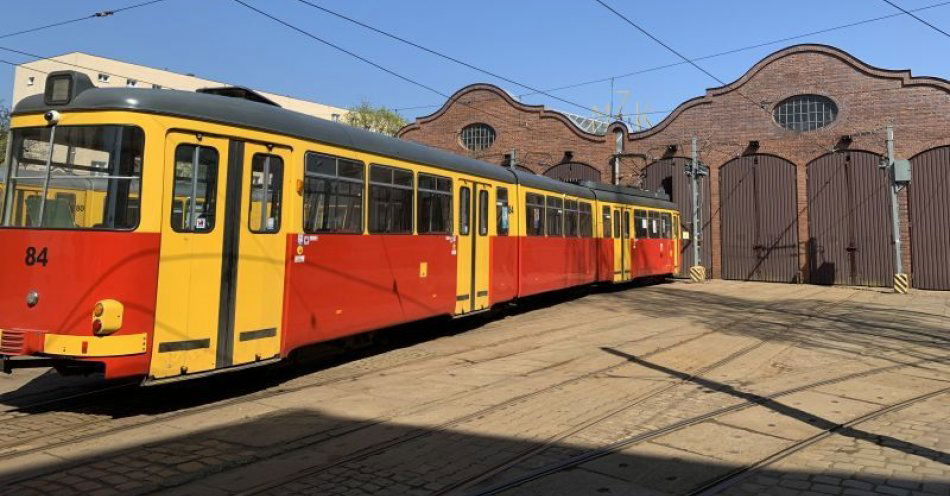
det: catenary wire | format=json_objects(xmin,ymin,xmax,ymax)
[
  {"xmin": 522, "ymin": 0, "xmax": 950, "ymax": 97},
  {"xmin": 395, "ymin": 0, "xmax": 950, "ymax": 116},
  {"xmin": 290, "ymin": 0, "xmax": 613, "ymax": 119},
  {"xmin": 230, "ymin": 0, "xmax": 545, "ymax": 134},
  {"xmin": 880, "ymin": 0, "xmax": 950, "ymax": 38},
  {"xmin": 0, "ymin": 0, "xmax": 171, "ymax": 40}
]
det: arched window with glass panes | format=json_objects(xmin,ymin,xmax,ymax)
[
  {"xmin": 773, "ymin": 95, "xmax": 838, "ymax": 132},
  {"xmin": 459, "ymin": 123, "xmax": 496, "ymax": 152}
]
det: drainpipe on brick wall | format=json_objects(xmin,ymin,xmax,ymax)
[{"xmin": 613, "ymin": 129, "xmax": 623, "ymax": 185}]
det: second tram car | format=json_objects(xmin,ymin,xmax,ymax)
[{"xmin": 0, "ymin": 71, "xmax": 681, "ymax": 382}]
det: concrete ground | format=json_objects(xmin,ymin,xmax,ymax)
[{"xmin": 0, "ymin": 280, "xmax": 946, "ymax": 496}]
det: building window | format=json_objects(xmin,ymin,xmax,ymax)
[
  {"xmin": 331, "ymin": 113, "xmax": 341, "ymax": 122},
  {"xmin": 459, "ymin": 123, "xmax": 496, "ymax": 152},
  {"xmin": 152, "ymin": 84, "xmax": 163, "ymax": 89},
  {"xmin": 773, "ymin": 94, "xmax": 838, "ymax": 132},
  {"xmin": 97, "ymin": 73, "xmax": 110, "ymax": 83},
  {"xmin": 26, "ymin": 76, "xmax": 35, "ymax": 86},
  {"xmin": 126, "ymin": 79, "xmax": 137, "ymax": 87}
]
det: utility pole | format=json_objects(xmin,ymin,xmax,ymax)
[
  {"xmin": 884, "ymin": 126, "xmax": 911, "ymax": 294},
  {"xmin": 687, "ymin": 137, "xmax": 706, "ymax": 282}
]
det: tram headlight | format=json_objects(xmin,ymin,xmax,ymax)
[
  {"xmin": 92, "ymin": 299, "xmax": 124, "ymax": 336},
  {"xmin": 44, "ymin": 110, "xmax": 61, "ymax": 126}
]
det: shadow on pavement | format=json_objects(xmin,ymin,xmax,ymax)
[{"xmin": 0, "ymin": 401, "xmax": 945, "ymax": 496}]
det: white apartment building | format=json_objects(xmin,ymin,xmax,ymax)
[{"xmin": 12, "ymin": 52, "xmax": 347, "ymax": 121}]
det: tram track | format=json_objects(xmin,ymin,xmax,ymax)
[
  {"xmin": 425, "ymin": 288, "xmax": 864, "ymax": 495},
  {"xmin": 221, "ymin": 285, "xmax": 935, "ymax": 496},
  {"xmin": 0, "ymin": 280, "xmax": 812, "ymax": 464},
  {"xmin": 457, "ymin": 360, "xmax": 950, "ymax": 496},
  {"xmin": 0, "ymin": 281, "xmax": 763, "ymax": 469},
  {"xmin": 0, "ymin": 301, "xmax": 672, "ymax": 461},
  {"xmin": 0, "ymin": 283, "xmax": 834, "ymax": 493},
  {"xmin": 0, "ymin": 320, "xmax": 723, "ymax": 492},
  {"xmin": 219, "ymin": 286, "xmax": 849, "ymax": 496},
  {"xmin": 687, "ymin": 386, "xmax": 950, "ymax": 496}
]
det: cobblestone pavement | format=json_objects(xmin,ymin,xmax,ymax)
[
  {"xmin": 720, "ymin": 394, "xmax": 950, "ymax": 496},
  {"xmin": 0, "ymin": 281, "xmax": 945, "ymax": 496}
]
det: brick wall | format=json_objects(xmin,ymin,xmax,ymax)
[{"xmin": 398, "ymin": 44, "xmax": 950, "ymax": 286}]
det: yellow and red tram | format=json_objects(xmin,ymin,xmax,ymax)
[{"xmin": 0, "ymin": 71, "xmax": 680, "ymax": 383}]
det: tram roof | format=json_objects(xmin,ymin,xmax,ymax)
[{"xmin": 13, "ymin": 74, "xmax": 679, "ymax": 206}]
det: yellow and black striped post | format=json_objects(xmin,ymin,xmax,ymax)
[
  {"xmin": 894, "ymin": 273, "xmax": 909, "ymax": 294},
  {"xmin": 690, "ymin": 265, "xmax": 706, "ymax": 283}
]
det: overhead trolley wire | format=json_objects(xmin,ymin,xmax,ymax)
[
  {"xmin": 522, "ymin": 0, "xmax": 950, "ymax": 97},
  {"xmin": 0, "ymin": 0, "xmax": 170, "ymax": 40},
  {"xmin": 589, "ymin": 0, "xmax": 878, "ymax": 157},
  {"xmin": 290, "ymin": 0, "xmax": 613, "ymax": 119},
  {"xmin": 230, "ymin": 0, "xmax": 547, "ymax": 134},
  {"xmin": 395, "ymin": 1, "xmax": 950, "ymax": 117},
  {"xmin": 880, "ymin": 0, "xmax": 950, "ymax": 38}
]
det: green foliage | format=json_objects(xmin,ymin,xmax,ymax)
[
  {"xmin": 343, "ymin": 100, "xmax": 406, "ymax": 137},
  {"xmin": 0, "ymin": 101, "xmax": 9, "ymax": 164}
]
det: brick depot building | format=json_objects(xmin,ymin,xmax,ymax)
[{"xmin": 398, "ymin": 44, "xmax": 950, "ymax": 290}]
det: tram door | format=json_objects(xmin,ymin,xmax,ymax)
[
  {"xmin": 152, "ymin": 132, "xmax": 231, "ymax": 379},
  {"xmin": 229, "ymin": 143, "xmax": 290, "ymax": 366},
  {"xmin": 152, "ymin": 135, "xmax": 290, "ymax": 380},
  {"xmin": 622, "ymin": 209, "xmax": 632, "ymax": 280},
  {"xmin": 612, "ymin": 208, "xmax": 628, "ymax": 282},
  {"xmin": 672, "ymin": 213, "xmax": 681, "ymax": 274},
  {"xmin": 456, "ymin": 180, "xmax": 490, "ymax": 314}
]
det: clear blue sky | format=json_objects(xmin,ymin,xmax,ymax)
[{"xmin": 2, "ymin": 0, "xmax": 948, "ymax": 123}]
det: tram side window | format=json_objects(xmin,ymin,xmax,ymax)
[
  {"xmin": 417, "ymin": 173, "xmax": 452, "ymax": 234},
  {"xmin": 546, "ymin": 196, "xmax": 563, "ymax": 237},
  {"xmin": 172, "ymin": 144, "xmax": 219, "ymax": 233},
  {"xmin": 579, "ymin": 202, "xmax": 593, "ymax": 238},
  {"xmin": 496, "ymin": 187, "xmax": 509, "ymax": 236},
  {"xmin": 634, "ymin": 209, "xmax": 649, "ymax": 239},
  {"xmin": 602, "ymin": 206, "xmax": 611, "ymax": 238},
  {"xmin": 660, "ymin": 213, "xmax": 673, "ymax": 239},
  {"xmin": 369, "ymin": 164, "xmax": 413, "ymax": 234},
  {"xmin": 564, "ymin": 199, "xmax": 579, "ymax": 237},
  {"xmin": 459, "ymin": 187, "xmax": 471, "ymax": 235},
  {"xmin": 526, "ymin": 193, "xmax": 545, "ymax": 236},
  {"xmin": 648, "ymin": 211, "xmax": 660, "ymax": 239},
  {"xmin": 478, "ymin": 190, "xmax": 489, "ymax": 236},
  {"xmin": 303, "ymin": 152, "xmax": 364, "ymax": 233},
  {"xmin": 248, "ymin": 153, "xmax": 283, "ymax": 233}
]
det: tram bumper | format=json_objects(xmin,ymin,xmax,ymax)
[{"xmin": 0, "ymin": 328, "xmax": 148, "ymax": 374}]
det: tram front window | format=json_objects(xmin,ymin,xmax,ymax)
[{"xmin": 0, "ymin": 125, "xmax": 145, "ymax": 230}]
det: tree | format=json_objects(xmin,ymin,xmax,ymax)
[
  {"xmin": 0, "ymin": 101, "xmax": 9, "ymax": 164},
  {"xmin": 343, "ymin": 101, "xmax": 406, "ymax": 136}
]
